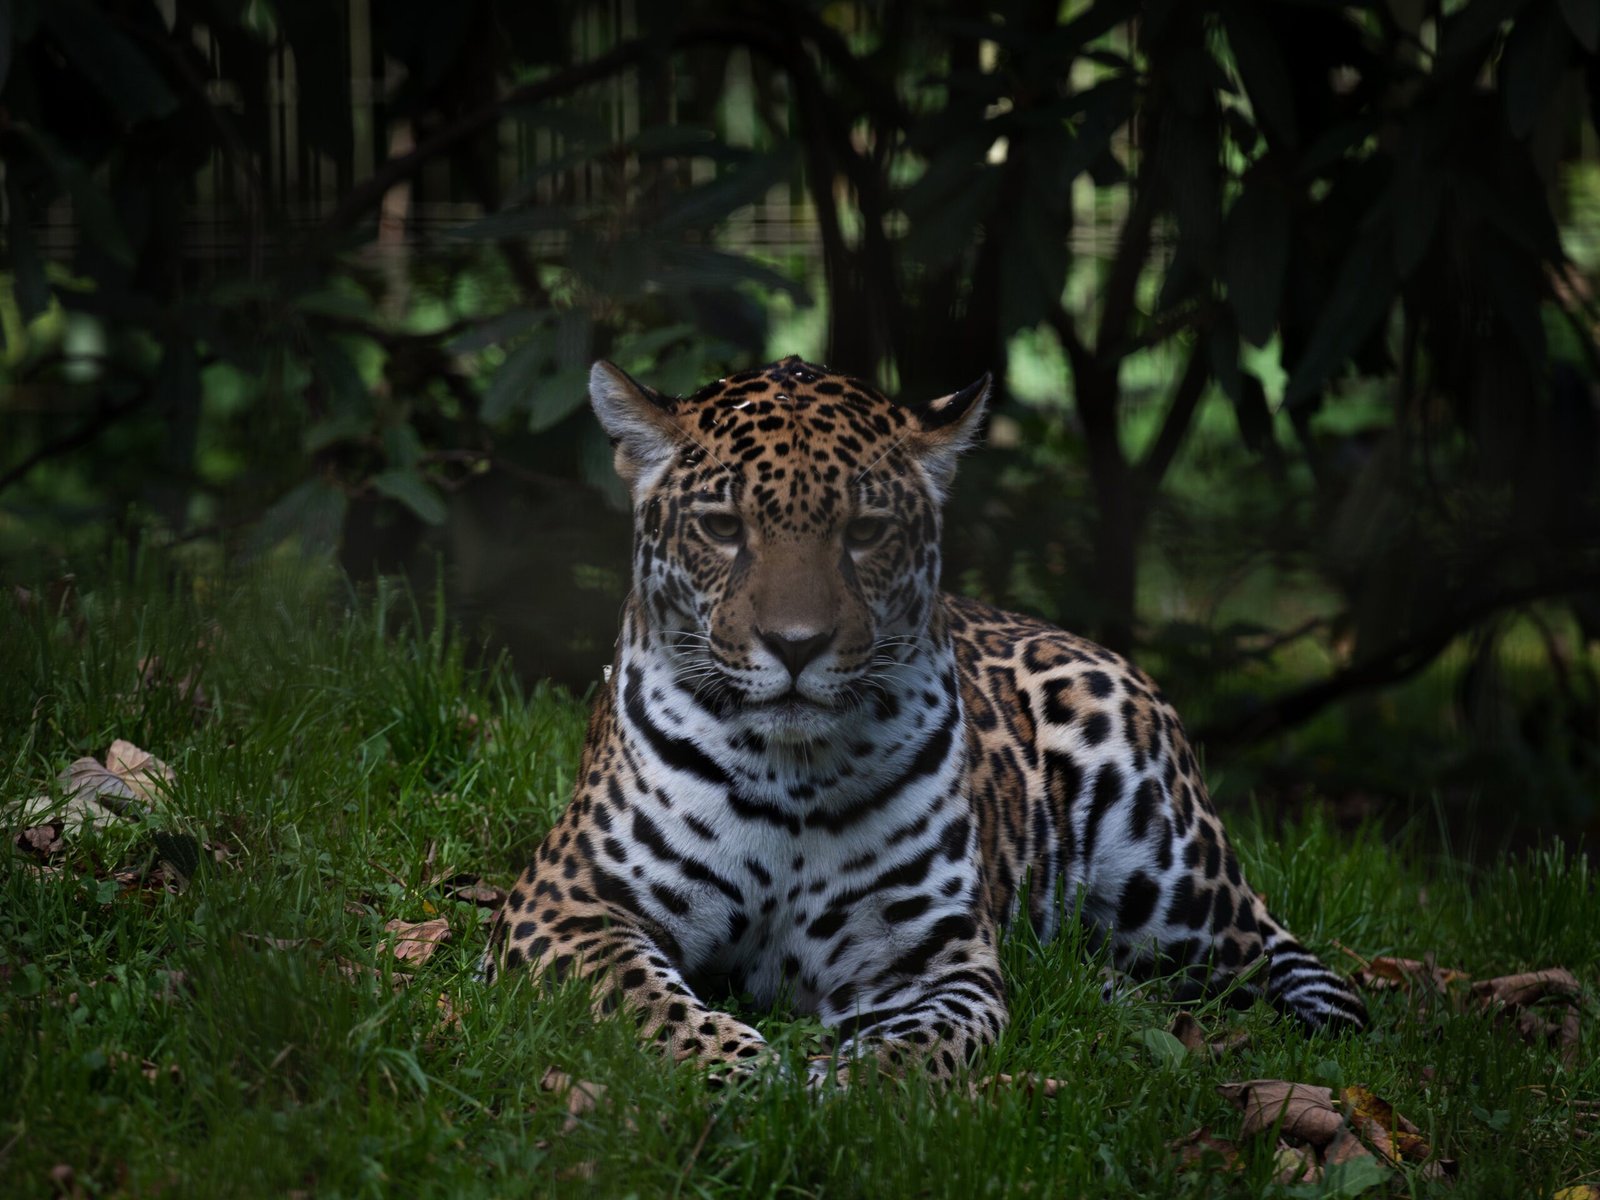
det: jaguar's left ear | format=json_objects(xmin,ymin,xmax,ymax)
[{"xmin": 905, "ymin": 373, "xmax": 991, "ymax": 498}]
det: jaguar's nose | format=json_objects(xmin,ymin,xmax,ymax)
[{"xmin": 757, "ymin": 628, "xmax": 836, "ymax": 679}]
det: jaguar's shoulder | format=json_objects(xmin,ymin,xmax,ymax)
[{"xmin": 943, "ymin": 594, "xmax": 1161, "ymax": 692}]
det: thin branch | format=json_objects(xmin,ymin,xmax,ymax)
[
  {"xmin": 0, "ymin": 394, "xmax": 151, "ymax": 496},
  {"xmin": 1197, "ymin": 569, "xmax": 1600, "ymax": 748},
  {"xmin": 1092, "ymin": 182, "xmax": 1159, "ymax": 366},
  {"xmin": 1137, "ymin": 336, "xmax": 1208, "ymax": 490}
]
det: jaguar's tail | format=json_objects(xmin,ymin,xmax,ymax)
[{"xmin": 1257, "ymin": 911, "xmax": 1368, "ymax": 1031}]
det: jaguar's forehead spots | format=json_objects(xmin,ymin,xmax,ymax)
[{"xmin": 667, "ymin": 359, "xmax": 922, "ymax": 532}]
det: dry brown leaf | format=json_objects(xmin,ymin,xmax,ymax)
[
  {"xmin": 975, "ymin": 1072, "xmax": 1066, "ymax": 1099},
  {"xmin": 155, "ymin": 970, "xmax": 188, "ymax": 1004},
  {"xmin": 109, "ymin": 1051, "xmax": 181, "ymax": 1084},
  {"xmin": 1472, "ymin": 967, "xmax": 1583, "ymax": 1064},
  {"xmin": 442, "ymin": 875, "xmax": 507, "ymax": 908},
  {"xmin": 1169, "ymin": 1126, "xmax": 1245, "ymax": 1172},
  {"xmin": 1218, "ymin": 1080, "xmax": 1343, "ymax": 1146},
  {"xmin": 541, "ymin": 1068, "xmax": 608, "ymax": 1135},
  {"xmin": 1517, "ymin": 1006, "xmax": 1583, "ymax": 1068},
  {"xmin": 1171, "ymin": 1012, "xmax": 1206, "ymax": 1053},
  {"xmin": 49, "ymin": 1163, "xmax": 85, "ymax": 1200},
  {"xmin": 105, "ymin": 740, "xmax": 175, "ymax": 802},
  {"xmin": 1271, "ymin": 1141, "xmax": 1320, "ymax": 1185},
  {"xmin": 1340, "ymin": 1085, "xmax": 1455, "ymax": 1176},
  {"xmin": 136, "ymin": 655, "xmax": 210, "ymax": 717},
  {"xmin": 1473, "ymin": 967, "xmax": 1581, "ymax": 1008},
  {"xmin": 435, "ymin": 991, "xmax": 464, "ymax": 1031},
  {"xmin": 383, "ymin": 917, "xmax": 451, "ymax": 966},
  {"xmin": 1324, "ymin": 1126, "xmax": 1380, "ymax": 1168},
  {"xmin": 1169, "ymin": 1012, "xmax": 1250, "ymax": 1059},
  {"xmin": 17, "ymin": 823, "xmax": 64, "ymax": 857},
  {"xmin": 63, "ymin": 757, "xmax": 139, "ymax": 810},
  {"xmin": 333, "ymin": 956, "xmax": 408, "ymax": 991},
  {"xmin": 1355, "ymin": 955, "xmax": 1470, "ymax": 996},
  {"xmin": 241, "ymin": 932, "xmax": 313, "ymax": 951}
]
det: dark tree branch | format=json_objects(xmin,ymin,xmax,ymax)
[
  {"xmin": 0, "ymin": 393, "xmax": 151, "ymax": 496},
  {"xmin": 1197, "ymin": 569, "xmax": 1600, "ymax": 749},
  {"xmin": 1138, "ymin": 336, "xmax": 1209, "ymax": 491},
  {"xmin": 1092, "ymin": 185, "xmax": 1159, "ymax": 368}
]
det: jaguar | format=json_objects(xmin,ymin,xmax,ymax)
[{"xmin": 482, "ymin": 356, "xmax": 1366, "ymax": 1083}]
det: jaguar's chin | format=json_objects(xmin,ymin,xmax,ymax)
[{"xmin": 734, "ymin": 691, "xmax": 851, "ymax": 744}]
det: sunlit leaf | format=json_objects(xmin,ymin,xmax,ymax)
[
  {"xmin": 372, "ymin": 469, "xmax": 448, "ymax": 525},
  {"xmin": 527, "ymin": 364, "xmax": 593, "ymax": 433},
  {"xmin": 481, "ymin": 335, "xmax": 552, "ymax": 423}
]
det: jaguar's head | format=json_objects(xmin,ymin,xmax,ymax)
[{"xmin": 591, "ymin": 356, "xmax": 988, "ymax": 743}]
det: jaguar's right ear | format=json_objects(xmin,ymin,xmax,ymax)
[{"xmin": 589, "ymin": 361, "xmax": 681, "ymax": 487}]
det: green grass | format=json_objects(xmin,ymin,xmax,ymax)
[{"xmin": 2, "ymin": 559, "xmax": 1596, "ymax": 1198}]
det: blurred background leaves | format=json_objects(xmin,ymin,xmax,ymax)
[{"xmin": 2, "ymin": 0, "xmax": 1598, "ymax": 831}]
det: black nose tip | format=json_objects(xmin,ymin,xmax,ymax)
[{"xmin": 758, "ymin": 628, "xmax": 836, "ymax": 678}]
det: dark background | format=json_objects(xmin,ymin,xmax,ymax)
[{"xmin": 3, "ymin": 0, "xmax": 1598, "ymax": 834}]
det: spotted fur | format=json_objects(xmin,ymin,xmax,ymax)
[{"xmin": 483, "ymin": 356, "xmax": 1366, "ymax": 1083}]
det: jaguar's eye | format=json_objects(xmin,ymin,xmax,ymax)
[
  {"xmin": 844, "ymin": 516, "xmax": 888, "ymax": 548},
  {"xmin": 699, "ymin": 512, "xmax": 744, "ymax": 543}
]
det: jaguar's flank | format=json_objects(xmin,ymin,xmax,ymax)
[{"xmin": 482, "ymin": 356, "xmax": 1366, "ymax": 1083}]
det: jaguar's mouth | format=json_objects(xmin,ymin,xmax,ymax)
[
  {"xmin": 735, "ymin": 687, "xmax": 853, "ymax": 741},
  {"xmin": 743, "ymin": 688, "xmax": 835, "ymax": 714}
]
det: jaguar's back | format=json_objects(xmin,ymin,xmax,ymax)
[{"xmin": 484, "ymin": 357, "xmax": 1365, "ymax": 1083}]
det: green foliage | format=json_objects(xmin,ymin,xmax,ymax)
[{"xmin": 1, "ymin": 562, "xmax": 1597, "ymax": 1196}]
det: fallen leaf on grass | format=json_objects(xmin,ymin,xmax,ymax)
[
  {"xmin": 1271, "ymin": 1141, "xmax": 1321, "ymax": 1185},
  {"xmin": 1170, "ymin": 1012, "xmax": 1251, "ymax": 1059},
  {"xmin": 1518, "ymin": 1006, "xmax": 1582, "ymax": 1067},
  {"xmin": 10, "ymin": 741, "xmax": 177, "ymax": 840},
  {"xmin": 440, "ymin": 873, "xmax": 507, "ymax": 908},
  {"xmin": 1355, "ymin": 955, "xmax": 1470, "ymax": 997},
  {"xmin": 382, "ymin": 917, "xmax": 451, "ymax": 966},
  {"xmin": 1341, "ymin": 1085, "xmax": 1453, "ymax": 1175},
  {"xmin": 17, "ymin": 824, "xmax": 64, "ymax": 857},
  {"xmin": 435, "ymin": 992, "xmax": 464, "ymax": 1031},
  {"xmin": 1324, "ymin": 1126, "xmax": 1382, "ymax": 1170},
  {"xmin": 135, "ymin": 654, "xmax": 210, "ymax": 719},
  {"xmin": 536, "ymin": 1067, "xmax": 620, "ymax": 1180},
  {"xmin": 1473, "ymin": 968, "xmax": 1584, "ymax": 1066},
  {"xmin": 1472, "ymin": 968, "xmax": 1581, "ymax": 1008},
  {"xmin": 1554, "ymin": 1186, "xmax": 1600, "ymax": 1200},
  {"xmin": 49, "ymin": 1163, "xmax": 86, "ymax": 1200},
  {"xmin": 103, "ymin": 740, "xmax": 175, "ymax": 802},
  {"xmin": 109, "ymin": 1050, "xmax": 182, "ymax": 1084},
  {"xmin": 975, "ymin": 1073, "xmax": 1066, "ymax": 1099},
  {"xmin": 1217, "ymin": 1080, "xmax": 1343, "ymax": 1144},
  {"xmin": 241, "ymin": 933, "xmax": 313, "ymax": 951},
  {"xmin": 1220, "ymin": 1078, "xmax": 1451, "ymax": 1184},
  {"xmin": 541, "ymin": 1068, "xmax": 608, "ymax": 1133},
  {"xmin": 1168, "ymin": 1126, "xmax": 1245, "ymax": 1172}
]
